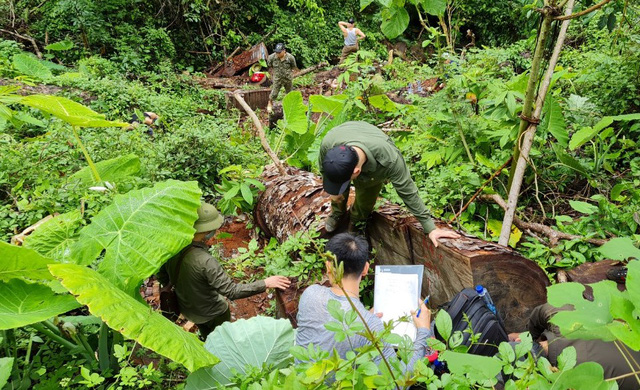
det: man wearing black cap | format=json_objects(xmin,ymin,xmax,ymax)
[
  {"xmin": 267, "ymin": 43, "xmax": 297, "ymax": 112},
  {"xmin": 319, "ymin": 121, "xmax": 460, "ymax": 247}
]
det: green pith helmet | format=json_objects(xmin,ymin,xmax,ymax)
[{"xmin": 194, "ymin": 202, "xmax": 224, "ymax": 233}]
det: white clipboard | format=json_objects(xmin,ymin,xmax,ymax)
[{"xmin": 373, "ymin": 265, "xmax": 424, "ymax": 341}]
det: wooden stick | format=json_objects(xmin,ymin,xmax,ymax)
[
  {"xmin": 294, "ymin": 61, "xmax": 328, "ymax": 78},
  {"xmin": 482, "ymin": 193, "xmax": 607, "ymax": 247},
  {"xmin": 0, "ymin": 29, "xmax": 42, "ymax": 58},
  {"xmin": 232, "ymin": 91, "xmax": 287, "ymax": 176}
]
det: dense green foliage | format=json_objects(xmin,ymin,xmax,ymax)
[{"xmin": 1, "ymin": 0, "xmax": 640, "ymax": 388}]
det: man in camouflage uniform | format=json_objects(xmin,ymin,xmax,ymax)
[{"xmin": 267, "ymin": 43, "xmax": 297, "ymax": 112}]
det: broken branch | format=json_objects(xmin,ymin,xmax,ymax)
[
  {"xmin": 232, "ymin": 91, "xmax": 286, "ymax": 176},
  {"xmin": 482, "ymin": 193, "xmax": 608, "ymax": 247}
]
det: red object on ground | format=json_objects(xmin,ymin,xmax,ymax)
[{"xmin": 251, "ymin": 72, "xmax": 265, "ymax": 82}]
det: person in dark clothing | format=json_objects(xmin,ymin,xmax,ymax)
[
  {"xmin": 509, "ymin": 303, "xmax": 640, "ymax": 390},
  {"xmin": 158, "ymin": 202, "xmax": 290, "ymax": 339}
]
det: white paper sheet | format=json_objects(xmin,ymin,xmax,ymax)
[{"xmin": 373, "ymin": 272, "xmax": 420, "ymax": 341}]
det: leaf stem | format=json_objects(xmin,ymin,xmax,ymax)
[{"xmin": 71, "ymin": 126, "xmax": 102, "ymax": 183}]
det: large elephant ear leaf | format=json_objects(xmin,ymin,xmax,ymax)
[
  {"xmin": 0, "ymin": 241, "xmax": 57, "ymax": 281},
  {"xmin": 48, "ymin": 264, "xmax": 219, "ymax": 372},
  {"xmin": 23, "ymin": 211, "xmax": 83, "ymax": 262},
  {"xmin": 186, "ymin": 316, "xmax": 294, "ymax": 388},
  {"xmin": 69, "ymin": 180, "xmax": 201, "ymax": 295},
  {"xmin": 0, "ymin": 278, "xmax": 80, "ymax": 330},
  {"xmin": 69, "ymin": 154, "xmax": 141, "ymax": 187}
]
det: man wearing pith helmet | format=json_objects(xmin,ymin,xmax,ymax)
[
  {"xmin": 158, "ymin": 202, "xmax": 290, "ymax": 339},
  {"xmin": 318, "ymin": 121, "xmax": 461, "ymax": 248}
]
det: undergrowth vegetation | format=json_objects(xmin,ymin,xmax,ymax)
[{"xmin": 1, "ymin": 0, "xmax": 639, "ymax": 388}]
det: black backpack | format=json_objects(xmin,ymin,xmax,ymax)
[{"xmin": 433, "ymin": 287, "xmax": 509, "ymax": 356}]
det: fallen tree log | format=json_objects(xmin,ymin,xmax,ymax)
[{"xmin": 256, "ymin": 166, "xmax": 549, "ymax": 332}]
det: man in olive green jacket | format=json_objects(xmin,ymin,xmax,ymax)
[
  {"xmin": 159, "ymin": 202, "xmax": 290, "ymax": 339},
  {"xmin": 319, "ymin": 121, "xmax": 460, "ymax": 247}
]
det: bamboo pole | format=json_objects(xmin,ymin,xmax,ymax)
[{"xmin": 499, "ymin": 0, "xmax": 575, "ymax": 246}]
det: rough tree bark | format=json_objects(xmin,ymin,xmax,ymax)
[{"xmin": 255, "ymin": 166, "xmax": 549, "ymax": 331}]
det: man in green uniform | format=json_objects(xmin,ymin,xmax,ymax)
[
  {"xmin": 267, "ymin": 43, "xmax": 297, "ymax": 112},
  {"xmin": 319, "ymin": 121, "xmax": 460, "ymax": 247},
  {"xmin": 158, "ymin": 202, "xmax": 290, "ymax": 339}
]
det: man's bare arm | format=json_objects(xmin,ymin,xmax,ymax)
[
  {"xmin": 338, "ymin": 21, "xmax": 348, "ymax": 35},
  {"xmin": 356, "ymin": 28, "xmax": 366, "ymax": 40}
]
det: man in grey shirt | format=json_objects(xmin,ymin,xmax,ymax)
[{"xmin": 295, "ymin": 233, "xmax": 432, "ymax": 372}]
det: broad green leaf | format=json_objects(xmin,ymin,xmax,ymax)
[
  {"xmin": 69, "ymin": 180, "xmax": 201, "ymax": 295},
  {"xmin": 19, "ymin": 95, "xmax": 128, "ymax": 128},
  {"xmin": 381, "ymin": 5, "xmax": 409, "ymax": 39},
  {"xmin": 569, "ymin": 200, "xmax": 599, "ymax": 215},
  {"xmin": 569, "ymin": 126, "xmax": 600, "ymax": 151},
  {"xmin": 69, "ymin": 154, "xmax": 141, "ymax": 186},
  {"xmin": 570, "ymin": 113, "xmax": 640, "ymax": 150},
  {"xmin": 369, "ymin": 94, "xmax": 402, "ymax": 112},
  {"xmin": 553, "ymin": 362, "xmax": 615, "ymax": 390},
  {"xmin": 551, "ymin": 144, "xmax": 589, "ymax": 177},
  {"xmin": 541, "ymin": 97, "xmax": 568, "ymax": 147},
  {"xmin": 440, "ymin": 350, "xmax": 502, "ymax": 383},
  {"xmin": 626, "ymin": 260, "xmax": 640, "ymax": 309},
  {"xmin": 281, "ymin": 91, "xmax": 308, "ymax": 135},
  {"xmin": 12, "ymin": 54, "xmax": 52, "ymax": 80},
  {"xmin": 309, "ymin": 94, "xmax": 347, "ymax": 116},
  {"xmin": 607, "ymin": 295, "xmax": 640, "ymax": 350},
  {"xmin": 23, "ymin": 211, "xmax": 83, "ymax": 261},
  {"xmin": 556, "ymin": 345, "xmax": 576, "ymax": 371},
  {"xmin": 0, "ymin": 357, "xmax": 13, "ymax": 388},
  {"xmin": 435, "ymin": 309, "xmax": 452, "ymax": 341},
  {"xmin": 49, "ymin": 264, "xmax": 218, "ymax": 372},
  {"xmin": 0, "ymin": 242, "xmax": 57, "ymax": 281},
  {"xmin": 240, "ymin": 183, "xmax": 253, "ymax": 205},
  {"xmin": 360, "ymin": 0, "xmax": 375, "ymax": 10},
  {"xmin": 598, "ymin": 237, "xmax": 640, "ymax": 260},
  {"xmin": 45, "ymin": 40, "xmax": 74, "ymax": 51},
  {"xmin": 419, "ymin": 0, "xmax": 446, "ymax": 16},
  {"xmin": 547, "ymin": 281, "xmax": 619, "ymax": 341},
  {"xmin": 13, "ymin": 111, "xmax": 46, "ymax": 127},
  {"xmin": 186, "ymin": 316, "xmax": 294, "ymax": 388},
  {"xmin": 0, "ymin": 278, "xmax": 80, "ymax": 330}
]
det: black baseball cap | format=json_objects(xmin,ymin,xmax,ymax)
[
  {"xmin": 348, "ymin": 18, "xmax": 355, "ymax": 24},
  {"xmin": 274, "ymin": 43, "xmax": 285, "ymax": 53},
  {"xmin": 322, "ymin": 145, "xmax": 358, "ymax": 195}
]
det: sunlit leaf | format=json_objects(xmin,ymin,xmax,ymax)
[
  {"xmin": 19, "ymin": 95, "xmax": 129, "ymax": 128},
  {"xmin": 45, "ymin": 40, "xmax": 74, "ymax": 51},
  {"xmin": 0, "ymin": 278, "xmax": 79, "ymax": 330},
  {"xmin": 547, "ymin": 281, "xmax": 619, "ymax": 341},
  {"xmin": 49, "ymin": 264, "xmax": 218, "ymax": 372},
  {"xmin": 12, "ymin": 54, "xmax": 52, "ymax": 81},
  {"xmin": 598, "ymin": 237, "xmax": 640, "ymax": 260},
  {"xmin": 569, "ymin": 200, "xmax": 599, "ymax": 215},
  {"xmin": 0, "ymin": 242, "xmax": 57, "ymax": 282},
  {"xmin": 309, "ymin": 94, "xmax": 347, "ymax": 116},
  {"xmin": 23, "ymin": 211, "xmax": 83, "ymax": 262},
  {"xmin": 419, "ymin": 0, "xmax": 446, "ymax": 16},
  {"xmin": 541, "ymin": 96, "xmax": 568, "ymax": 147},
  {"xmin": 69, "ymin": 180, "xmax": 201, "ymax": 296},
  {"xmin": 281, "ymin": 91, "xmax": 308, "ymax": 134},
  {"xmin": 440, "ymin": 350, "xmax": 502, "ymax": 383},
  {"xmin": 0, "ymin": 357, "xmax": 13, "ymax": 388},
  {"xmin": 69, "ymin": 154, "xmax": 141, "ymax": 186}
]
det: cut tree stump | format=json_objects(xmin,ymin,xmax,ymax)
[{"xmin": 255, "ymin": 166, "xmax": 549, "ymax": 331}]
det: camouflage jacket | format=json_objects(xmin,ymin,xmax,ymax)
[{"xmin": 267, "ymin": 52, "xmax": 296, "ymax": 81}]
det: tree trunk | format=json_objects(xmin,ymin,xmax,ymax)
[{"xmin": 255, "ymin": 166, "xmax": 549, "ymax": 331}]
